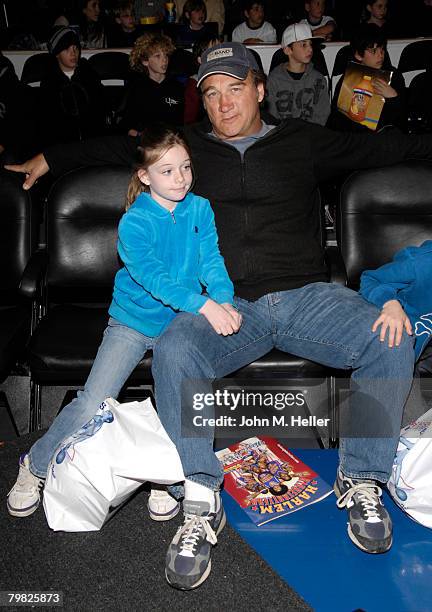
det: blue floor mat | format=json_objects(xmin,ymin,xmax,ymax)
[{"xmin": 222, "ymin": 448, "xmax": 432, "ymax": 612}]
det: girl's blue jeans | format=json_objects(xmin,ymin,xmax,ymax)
[
  {"xmin": 28, "ymin": 317, "xmax": 156, "ymax": 478},
  {"xmin": 152, "ymin": 283, "xmax": 415, "ymax": 496}
]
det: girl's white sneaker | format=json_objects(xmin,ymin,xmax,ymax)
[{"xmin": 148, "ymin": 487, "xmax": 180, "ymax": 521}]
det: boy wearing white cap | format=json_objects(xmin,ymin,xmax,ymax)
[{"xmin": 266, "ymin": 23, "xmax": 330, "ymax": 125}]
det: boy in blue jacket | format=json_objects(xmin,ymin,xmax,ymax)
[
  {"xmin": 360, "ymin": 240, "xmax": 432, "ymax": 359},
  {"xmin": 360, "ymin": 240, "xmax": 432, "ymax": 423}
]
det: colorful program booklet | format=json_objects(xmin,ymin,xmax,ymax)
[
  {"xmin": 216, "ymin": 436, "xmax": 333, "ymax": 526},
  {"xmin": 336, "ymin": 61, "xmax": 393, "ymax": 131}
]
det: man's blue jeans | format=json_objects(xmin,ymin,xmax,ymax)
[
  {"xmin": 28, "ymin": 318, "xmax": 156, "ymax": 478},
  {"xmin": 153, "ymin": 283, "xmax": 415, "ymax": 495}
]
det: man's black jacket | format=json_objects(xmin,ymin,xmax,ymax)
[{"xmin": 44, "ymin": 119, "xmax": 432, "ymax": 300}]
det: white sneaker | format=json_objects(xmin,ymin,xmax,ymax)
[
  {"xmin": 148, "ymin": 486, "xmax": 180, "ymax": 521},
  {"xmin": 7, "ymin": 454, "xmax": 44, "ymax": 517}
]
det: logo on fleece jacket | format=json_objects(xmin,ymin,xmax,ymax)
[{"xmin": 415, "ymin": 313, "xmax": 432, "ymax": 338}]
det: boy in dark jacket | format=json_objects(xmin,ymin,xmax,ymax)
[
  {"xmin": 121, "ymin": 32, "xmax": 185, "ymax": 135},
  {"xmin": 41, "ymin": 27, "xmax": 105, "ymax": 145},
  {"xmin": 327, "ymin": 24, "xmax": 406, "ymax": 132}
]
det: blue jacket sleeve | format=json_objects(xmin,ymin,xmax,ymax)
[
  {"xmin": 359, "ymin": 250, "xmax": 415, "ymax": 309},
  {"xmin": 198, "ymin": 201, "xmax": 234, "ymax": 305},
  {"xmin": 118, "ymin": 214, "xmax": 207, "ymax": 314}
]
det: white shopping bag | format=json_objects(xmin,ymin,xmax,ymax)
[
  {"xmin": 387, "ymin": 406, "xmax": 432, "ymax": 528},
  {"xmin": 43, "ymin": 397, "xmax": 184, "ymax": 532}
]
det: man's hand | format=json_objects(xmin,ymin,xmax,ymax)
[
  {"xmin": 4, "ymin": 153, "xmax": 49, "ymax": 190},
  {"xmin": 371, "ymin": 299, "xmax": 412, "ymax": 347},
  {"xmin": 199, "ymin": 299, "xmax": 242, "ymax": 335},
  {"xmin": 372, "ymin": 78, "xmax": 398, "ymax": 99}
]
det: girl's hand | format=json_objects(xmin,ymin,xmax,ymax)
[
  {"xmin": 372, "ymin": 78, "xmax": 398, "ymax": 99},
  {"xmin": 220, "ymin": 303, "xmax": 242, "ymax": 331},
  {"xmin": 199, "ymin": 299, "xmax": 242, "ymax": 335},
  {"xmin": 371, "ymin": 299, "xmax": 412, "ymax": 347}
]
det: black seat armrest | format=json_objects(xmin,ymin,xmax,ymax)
[
  {"xmin": 326, "ymin": 246, "xmax": 347, "ymax": 286},
  {"xmin": 19, "ymin": 249, "xmax": 48, "ymax": 299}
]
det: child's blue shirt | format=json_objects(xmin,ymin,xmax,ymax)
[
  {"xmin": 109, "ymin": 191, "xmax": 234, "ymax": 337},
  {"xmin": 360, "ymin": 240, "xmax": 432, "ymax": 360}
]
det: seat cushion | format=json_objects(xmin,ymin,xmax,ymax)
[
  {"xmin": 27, "ymin": 305, "xmax": 153, "ymax": 384},
  {"xmin": 28, "ymin": 307, "xmax": 332, "ymax": 385},
  {"xmin": 233, "ymin": 349, "xmax": 332, "ymax": 379}
]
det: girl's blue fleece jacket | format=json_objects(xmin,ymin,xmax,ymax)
[
  {"xmin": 360, "ymin": 240, "xmax": 432, "ymax": 360},
  {"xmin": 109, "ymin": 191, "xmax": 234, "ymax": 337}
]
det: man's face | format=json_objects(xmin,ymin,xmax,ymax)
[
  {"xmin": 246, "ymin": 3, "xmax": 264, "ymax": 28},
  {"xmin": 144, "ymin": 49, "xmax": 169, "ymax": 80},
  {"xmin": 201, "ymin": 72, "xmax": 264, "ymax": 141},
  {"xmin": 306, "ymin": 0, "xmax": 325, "ymax": 20},
  {"xmin": 57, "ymin": 44, "xmax": 80, "ymax": 71},
  {"xmin": 286, "ymin": 39, "xmax": 313, "ymax": 64},
  {"xmin": 355, "ymin": 43, "xmax": 385, "ymax": 69}
]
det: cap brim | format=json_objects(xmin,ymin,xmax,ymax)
[{"xmin": 196, "ymin": 65, "xmax": 250, "ymax": 88}]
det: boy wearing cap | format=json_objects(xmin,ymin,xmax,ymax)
[
  {"xmin": 231, "ymin": 0, "xmax": 277, "ymax": 44},
  {"xmin": 7, "ymin": 41, "xmax": 432, "ymax": 592},
  {"xmin": 266, "ymin": 23, "xmax": 330, "ymax": 125},
  {"xmin": 40, "ymin": 27, "xmax": 105, "ymax": 145}
]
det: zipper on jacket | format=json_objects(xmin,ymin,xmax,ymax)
[
  {"xmin": 170, "ymin": 210, "xmax": 176, "ymax": 224},
  {"xmin": 241, "ymin": 153, "xmax": 253, "ymax": 276}
]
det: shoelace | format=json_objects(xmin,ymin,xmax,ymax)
[
  {"xmin": 10, "ymin": 463, "xmax": 43, "ymax": 494},
  {"xmin": 178, "ymin": 513, "xmax": 217, "ymax": 554},
  {"xmin": 337, "ymin": 481, "xmax": 383, "ymax": 519}
]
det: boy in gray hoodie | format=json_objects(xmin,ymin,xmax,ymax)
[{"xmin": 266, "ymin": 23, "xmax": 330, "ymax": 125}]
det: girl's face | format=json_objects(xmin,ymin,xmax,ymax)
[
  {"xmin": 83, "ymin": 0, "xmax": 100, "ymax": 22},
  {"xmin": 367, "ymin": 0, "xmax": 388, "ymax": 20},
  {"xmin": 57, "ymin": 44, "xmax": 80, "ymax": 71},
  {"xmin": 188, "ymin": 7, "xmax": 206, "ymax": 29},
  {"xmin": 143, "ymin": 49, "xmax": 169, "ymax": 81},
  {"xmin": 138, "ymin": 145, "xmax": 192, "ymax": 211}
]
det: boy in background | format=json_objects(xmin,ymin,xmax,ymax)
[
  {"xmin": 327, "ymin": 24, "xmax": 406, "ymax": 133},
  {"xmin": 232, "ymin": 0, "xmax": 277, "ymax": 43},
  {"xmin": 41, "ymin": 26, "xmax": 105, "ymax": 145},
  {"xmin": 121, "ymin": 32, "xmax": 184, "ymax": 134},
  {"xmin": 107, "ymin": 1, "xmax": 143, "ymax": 47},
  {"xmin": 266, "ymin": 23, "xmax": 330, "ymax": 125},
  {"xmin": 300, "ymin": 0, "xmax": 336, "ymax": 41}
]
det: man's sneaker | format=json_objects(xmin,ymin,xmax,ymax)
[
  {"xmin": 148, "ymin": 487, "xmax": 180, "ymax": 521},
  {"xmin": 165, "ymin": 491, "xmax": 226, "ymax": 590},
  {"xmin": 334, "ymin": 468, "xmax": 392, "ymax": 554},
  {"xmin": 7, "ymin": 454, "xmax": 44, "ymax": 517}
]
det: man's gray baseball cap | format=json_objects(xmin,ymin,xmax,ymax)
[{"xmin": 197, "ymin": 42, "xmax": 259, "ymax": 87}]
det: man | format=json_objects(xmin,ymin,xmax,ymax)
[{"xmin": 6, "ymin": 43, "xmax": 432, "ymax": 591}]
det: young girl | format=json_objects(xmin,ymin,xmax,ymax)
[{"xmin": 7, "ymin": 124, "xmax": 241, "ymax": 522}]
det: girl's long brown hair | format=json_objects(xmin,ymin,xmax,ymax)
[{"xmin": 126, "ymin": 124, "xmax": 192, "ymax": 210}]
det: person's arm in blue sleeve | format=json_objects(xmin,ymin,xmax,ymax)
[{"xmin": 359, "ymin": 250, "xmax": 415, "ymax": 310}]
